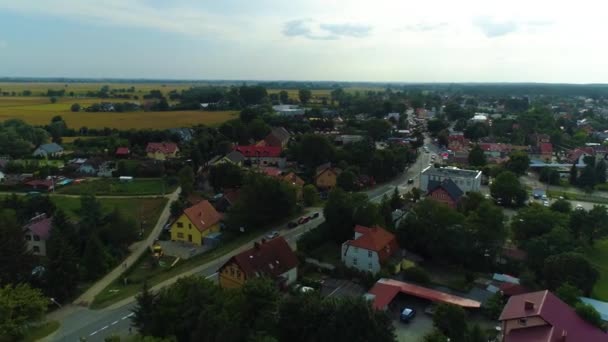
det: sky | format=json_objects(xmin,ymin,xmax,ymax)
[{"xmin": 0, "ymin": 0, "xmax": 606, "ymax": 83}]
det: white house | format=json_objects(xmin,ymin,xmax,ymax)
[
  {"xmin": 420, "ymin": 166, "xmax": 482, "ymax": 193},
  {"xmin": 341, "ymin": 225, "xmax": 399, "ymax": 274},
  {"xmin": 23, "ymin": 214, "xmax": 52, "ymax": 256},
  {"xmin": 272, "ymin": 105, "xmax": 305, "ymax": 116},
  {"xmin": 33, "ymin": 143, "xmax": 64, "ymax": 158}
]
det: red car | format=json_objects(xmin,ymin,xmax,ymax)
[{"xmin": 298, "ymin": 216, "xmax": 310, "ymax": 224}]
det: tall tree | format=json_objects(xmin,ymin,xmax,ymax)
[
  {"xmin": 578, "ymin": 163, "xmax": 597, "ymax": 189},
  {"xmin": 543, "ymin": 252, "xmax": 599, "ymax": 295},
  {"xmin": 45, "ymin": 229, "xmax": 79, "ymax": 301},
  {"xmin": 82, "ymin": 234, "xmax": 111, "ymax": 281},
  {"xmin": 468, "ymin": 144, "xmax": 487, "ymax": 167},
  {"xmin": 0, "ymin": 284, "xmax": 48, "ymax": 340},
  {"xmin": 79, "ymin": 194, "xmax": 103, "ymax": 233},
  {"xmin": 570, "ymin": 163, "xmax": 578, "ymax": 185},
  {"xmin": 298, "ymin": 89, "xmax": 312, "ymax": 104},
  {"xmin": 302, "ymin": 185, "xmax": 318, "ymax": 206},
  {"xmin": 0, "ymin": 209, "xmax": 33, "ymax": 286},
  {"xmin": 505, "ymin": 151, "xmax": 530, "ymax": 175},
  {"xmin": 490, "ymin": 171, "xmax": 527, "ymax": 206},
  {"xmin": 279, "ymin": 90, "xmax": 289, "ymax": 104},
  {"xmin": 596, "ymin": 159, "xmax": 607, "ymax": 184},
  {"xmin": 432, "ymin": 303, "xmax": 467, "ymax": 340},
  {"xmin": 178, "ymin": 165, "xmax": 195, "ymax": 195},
  {"xmin": 132, "ymin": 282, "xmax": 157, "ymax": 336}
]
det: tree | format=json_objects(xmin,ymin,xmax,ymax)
[
  {"xmin": 570, "ymin": 163, "xmax": 578, "ymax": 185},
  {"xmin": 466, "ymin": 324, "xmax": 488, "ymax": 342},
  {"xmin": 302, "ymin": 184, "xmax": 318, "ymax": 206},
  {"xmin": 556, "ymin": 282, "xmax": 583, "ymax": 306},
  {"xmin": 579, "ymin": 163, "xmax": 597, "ymax": 189},
  {"xmin": 490, "ymin": 171, "xmax": 527, "ymax": 206},
  {"xmin": 279, "ymin": 90, "xmax": 289, "ymax": 104},
  {"xmin": 288, "ymin": 134, "xmax": 335, "ymax": 169},
  {"xmin": 432, "ymin": 303, "xmax": 467, "ymax": 340},
  {"xmin": 132, "ymin": 282, "xmax": 157, "ymax": 336},
  {"xmin": 540, "ymin": 168, "xmax": 560, "ymax": 185},
  {"xmin": 323, "ymin": 189, "xmax": 372, "ymax": 244},
  {"xmin": 483, "ymin": 292, "xmax": 506, "ymax": 320},
  {"xmin": 468, "ymin": 144, "xmax": 486, "ymax": 167},
  {"xmin": 82, "ymin": 234, "xmax": 111, "ymax": 280},
  {"xmin": 505, "ymin": 151, "xmax": 530, "ymax": 175},
  {"xmin": 0, "ymin": 284, "xmax": 48, "ymax": 340},
  {"xmin": 177, "ymin": 165, "xmax": 195, "ymax": 196},
  {"xmin": 390, "ymin": 187, "xmax": 404, "ymax": 210},
  {"xmin": 575, "ymin": 303, "xmax": 605, "ymax": 330},
  {"xmin": 337, "ymin": 170, "xmax": 357, "ymax": 191},
  {"xmin": 423, "ymin": 330, "xmax": 449, "ymax": 342},
  {"xmin": 79, "ymin": 194, "xmax": 103, "ymax": 232},
  {"xmin": 365, "ymin": 119, "xmax": 392, "ymax": 141},
  {"xmin": 298, "ymin": 89, "xmax": 312, "ymax": 104},
  {"xmin": 596, "ymin": 159, "xmax": 607, "ymax": 184},
  {"xmin": 241, "ymin": 277, "xmax": 279, "ymax": 336},
  {"xmin": 49, "ymin": 96, "xmax": 57, "ymax": 104},
  {"xmin": 209, "ymin": 163, "xmax": 243, "ymax": 192},
  {"xmin": 550, "ymin": 199, "xmax": 572, "ymax": 213},
  {"xmin": 71, "ymin": 103, "xmax": 81, "ymax": 112},
  {"xmin": 543, "ymin": 252, "xmax": 599, "ymax": 295},
  {"xmin": 0, "ymin": 209, "xmax": 33, "ymax": 286}
]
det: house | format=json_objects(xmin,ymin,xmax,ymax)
[
  {"xmin": 335, "ymin": 135, "xmax": 365, "ymax": 145},
  {"xmin": 471, "ymin": 113, "xmax": 489, "ymax": 123},
  {"xmin": 146, "ymin": 142, "xmax": 179, "ymax": 160},
  {"xmin": 214, "ymin": 189, "xmax": 240, "ymax": 212},
  {"xmin": 33, "ymin": 143, "xmax": 64, "ymax": 158},
  {"xmin": 272, "ymin": 104, "xmax": 305, "ymax": 116},
  {"xmin": 566, "ymin": 147, "xmax": 595, "ymax": 165},
  {"xmin": 427, "ymin": 178, "xmax": 464, "ymax": 209},
  {"xmin": 420, "ymin": 166, "xmax": 482, "ymax": 193},
  {"xmin": 77, "ymin": 158, "xmax": 103, "ymax": 175},
  {"xmin": 218, "ymin": 237, "xmax": 299, "ymax": 289},
  {"xmin": 0, "ymin": 171, "xmax": 4, "ymax": 182},
  {"xmin": 280, "ymin": 171, "xmax": 305, "ymax": 200},
  {"xmin": 235, "ymin": 145, "xmax": 285, "ymax": 168},
  {"xmin": 479, "ymin": 143, "xmax": 513, "ymax": 159},
  {"xmin": 341, "ymin": 225, "xmax": 399, "ymax": 274},
  {"xmin": 212, "ymin": 151, "xmax": 245, "ymax": 167},
  {"xmin": 170, "ymin": 200, "xmax": 222, "ymax": 245},
  {"xmin": 539, "ymin": 142, "xmax": 553, "ymax": 159},
  {"xmin": 264, "ymin": 127, "xmax": 291, "ymax": 148},
  {"xmin": 448, "ymin": 134, "xmax": 469, "ymax": 152},
  {"xmin": 115, "ymin": 147, "xmax": 130, "ymax": 157},
  {"xmin": 23, "ymin": 214, "xmax": 52, "ymax": 256},
  {"xmin": 25, "ymin": 179, "xmax": 54, "ymax": 191},
  {"xmin": 315, "ymin": 163, "xmax": 341, "ymax": 189},
  {"xmin": 499, "ymin": 290, "xmax": 607, "ymax": 342},
  {"xmin": 529, "ymin": 133, "xmax": 550, "ymax": 147}
]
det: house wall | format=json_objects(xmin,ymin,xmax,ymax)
[
  {"xmin": 280, "ymin": 267, "xmax": 298, "ymax": 286},
  {"xmin": 170, "ymin": 214, "xmax": 219, "ymax": 246},
  {"xmin": 421, "ymin": 170, "xmax": 481, "ymax": 193},
  {"xmin": 429, "ymin": 188, "xmax": 457, "ymax": 208},
  {"xmin": 24, "ymin": 232, "xmax": 47, "ymax": 256},
  {"xmin": 341, "ymin": 243, "xmax": 381, "ymax": 274},
  {"xmin": 502, "ymin": 316, "xmax": 549, "ymax": 335},
  {"xmin": 219, "ymin": 262, "xmax": 246, "ymax": 289},
  {"xmin": 316, "ymin": 170, "xmax": 337, "ymax": 189},
  {"xmin": 246, "ymin": 156, "xmax": 286, "ymax": 168}
]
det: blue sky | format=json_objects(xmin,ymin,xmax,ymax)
[{"xmin": 0, "ymin": 0, "xmax": 606, "ymax": 82}]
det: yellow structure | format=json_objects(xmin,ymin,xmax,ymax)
[
  {"xmin": 170, "ymin": 200, "xmax": 222, "ymax": 246},
  {"xmin": 146, "ymin": 142, "xmax": 179, "ymax": 161},
  {"xmin": 219, "ymin": 261, "xmax": 246, "ymax": 288},
  {"xmin": 315, "ymin": 163, "xmax": 341, "ymax": 189}
]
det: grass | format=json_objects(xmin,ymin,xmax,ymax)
[
  {"xmin": 546, "ymin": 190, "xmax": 608, "ymax": 205},
  {"xmin": 51, "ymin": 196, "xmax": 167, "ymax": 236},
  {"xmin": 585, "ymin": 239, "xmax": 608, "ymax": 301},
  {"xmin": 11, "ymin": 159, "xmax": 65, "ymax": 168},
  {"xmin": 21, "ymin": 320, "xmax": 60, "ymax": 342},
  {"xmin": 309, "ymin": 241, "xmax": 341, "ymax": 265},
  {"xmin": 56, "ymin": 178, "xmax": 176, "ymax": 196}
]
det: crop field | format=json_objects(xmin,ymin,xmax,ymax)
[
  {"xmin": 0, "ymin": 96, "xmax": 237, "ymax": 129},
  {"xmin": 0, "ymin": 82, "xmax": 194, "ymax": 96}
]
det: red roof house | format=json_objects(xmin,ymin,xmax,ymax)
[
  {"xmin": 235, "ymin": 145, "xmax": 282, "ymax": 158},
  {"xmin": 146, "ymin": 142, "xmax": 179, "ymax": 160},
  {"xmin": 115, "ymin": 147, "xmax": 130, "ymax": 157},
  {"xmin": 23, "ymin": 213, "xmax": 53, "ymax": 256},
  {"xmin": 539, "ymin": 143, "xmax": 553, "ymax": 158},
  {"xmin": 499, "ymin": 290, "xmax": 608, "ymax": 342},
  {"xmin": 25, "ymin": 179, "xmax": 54, "ymax": 191},
  {"xmin": 341, "ymin": 225, "xmax": 399, "ymax": 274}
]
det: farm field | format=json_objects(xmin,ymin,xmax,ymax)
[
  {"xmin": 0, "ymin": 82, "xmax": 194, "ymax": 96},
  {"xmin": 56, "ymin": 178, "xmax": 176, "ymax": 196},
  {"xmin": 0, "ymin": 96, "xmax": 237, "ymax": 128}
]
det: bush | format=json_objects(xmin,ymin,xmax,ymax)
[
  {"xmin": 575, "ymin": 303, "xmax": 605, "ymax": 330},
  {"xmin": 402, "ymin": 266, "xmax": 431, "ymax": 285},
  {"xmin": 297, "ymin": 224, "xmax": 330, "ymax": 253}
]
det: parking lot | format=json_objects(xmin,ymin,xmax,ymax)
[
  {"xmin": 320, "ymin": 278, "xmax": 365, "ymax": 298},
  {"xmin": 388, "ymin": 295, "xmax": 434, "ymax": 341}
]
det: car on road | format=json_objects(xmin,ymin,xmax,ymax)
[
  {"xmin": 312, "ymin": 212, "xmax": 320, "ymax": 219},
  {"xmin": 266, "ymin": 231, "xmax": 279, "ymax": 239},
  {"xmin": 287, "ymin": 221, "xmax": 298, "ymax": 228},
  {"xmin": 407, "ymin": 178, "xmax": 414, "ymax": 184},
  {"xmin": 298, "ymin": 216, "xmax": 310, "ymax": 224},
  {"xmin": 543, "ymin": 200, "xmax": 550, "ymax": 207},
  {"xmin": 575, "ymin": 204, "xmax": 584, "ymax": 211},
  {"xmin": 400, "ymin": 307, "xmax": 416, "ymax": 323}
]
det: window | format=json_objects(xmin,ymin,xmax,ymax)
[
  {"xmin": 33, "ymin": 235, "xmax": 40, "ymax": 241},
  {"xmin": 354, "ymin": 247, "xmax": 359, "ymax": 253},
  {"xmin": 177, "ymin": 232, "xmax": 184, "ymax": 238},
  {"xmin": 188, "ymin": 223, "xmax": 192, "ymax": 229},
  {"xmin": 368, "ymin": 263, "xmax": 372, "ymax": 269},
  {"xmin": 33, "ymin": 246, "xmax": 40, "ymax": 253},
  {"xmin": 518, "ymin": 318, "xmax": 527, "ymax": 326},
  {"xmin": 236, "ymin": 270, "xmax": 241, "ymax": 278},
  {"xmin": 177, "ymin": 222, "xmax": 183, "ymax": 228},
  {"xmin": 368, "ymin": 251, "xmax": 372, "ymax": 258},
  {"xmin": 353, "ymin": 258, "xmax": 358, "ymax": 265},
  {"xmin": 25, "ymin": 234, "xmax": 32, "ymax": 241}
]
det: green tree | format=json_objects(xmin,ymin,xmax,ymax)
[
  {"xmin": 79, "ymin": 194, "xmax": 103, "ymax": 232},
  {"xmin": 432, "ymin": 303, "xmax": 467, "ymax": 340},
  {"xmin": 556, "ymin": 282, "xmax": 583, "ymax": 306},
  {"xmin": 241, "ymin": 277, "xmax": 279, "ymax": 336},
  {"xmin": 543, "ymin": 252, "xmax": 599, "ymax": 295},
  {"xmin": 248, "ymin": 118, "xmax": 271, "ymax": 141},
  {"xmin": 466, "ymin": 324, "xmax": 488, "ymax": 342},
  {"xmin": 505, "ymin": 151, "xmax": 530, "ymax": 175},
  {"xmin": 468, "ymin": 144, "xmax": 487, "ymax": 167},
  {"xmin": 490, "ymin": 171, "xmax": 527, "ymax": 206},
  {"xmin": 208, "ymin": 163, "xmax": 243, "ymax": 192},
  {"xmin": 390, "ymin": 187, "xmax": 404, "ymax": 210},
  {"xmin": 0, "ymin": 209, "xmax": 33, "ymax": 286},
  {"xmin": 279, "ymin": 90, "xmax": 289, "ymax": 103},
  {"xmin": 596, "ymin": 159, "xmax": 607, "ymax": 184},
  {"xmin": 177, "ymin": 165, "xmax": 195, "ymax": 195},
  {"xmin": 575, "ymin": 303, "xmax": 605, "ymax": 330},
  {"xmin": 71, "ymin": 103, "xmax": 81, "ymax": 112},
  {"xmin": 365, "ymin": 118, "xmax": 392, "ymax": 141},
  {"xmin": 82, "ymin": 234, "xmax": 111, "ymax": 280},
  {"xmin": 0, "ymin": 284, "xmax": 48, "ymax": 341},
  {"xmin": 132, "ymin": 282, "xmax": 157, "ymax": 336},
  {"xmin": 337, "ymin": 170, "xmax": 357, "ymax": 191},
  {"xmin": 483, "ymin": 292, "xmax": 506, "ymax": 320},
  {"xmin": 579, "ymin": 163, "xmax": 597, "ymax": 189},
  {"xmin": 302, "ymin": 184, "xmax": 318, "ymax": 206},
  {"xmin": 288, "ymin": 134, "xmax": 336, "ymax": 169},
  {"xmin": 298, "ymin": 89, "xmax": 312, "ymax": 104},
  {"xmin": 570, "ymin": 163, "xmax": 578, "ymax": 185},
  {"xmin": 550, "ymin": 199, "xmax": 572, "ymax": 213},
  {"xmin": 423, "ymin": 330, "xmax": 449, "ymax": 342},
  {"xmin": 49, "ymin": 96, "xmax": 57, "ymax": 104}
]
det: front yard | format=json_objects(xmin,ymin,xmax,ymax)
[{"xmin": 56, "ymin": 178, "xmax": 176, "ymax": 196}]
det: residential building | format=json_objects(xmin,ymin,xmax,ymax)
[
  {"xmin": 499, "ymin": 290, "xmax": 607, "ymax": 342},
  {"xmin": 168, "ymin": 128, "xmax": 194, "ymax": 142},
  {"xmin": 341, "ymin": 225, "xmax": 399, "ymax": 274},
  {"xmin": 25, "ymin": 179, "xmax": 54, "ymax": 191},
  {"xmin": 213, "ymin": 189, "xmax": 240, "ymax": 212},
  {"xmin": 272, "ymin": 104, "xmax": 305, "ymax": 116},
  {"xmin": 115, "ymin": 147, "xmax": 130, "ymax": 158},
  {"xmin": 33, "ymin": 143, "xmax": 64, "ymax": 158},
  {"xmin": 280, "ymin": 171, "xmax": 305, "ymax": 200},
  {"xmin": 212, "ymin": 151, "xmax": 245, "ymax": 167},
  {"xmin": 420, "ymin": 166, "xmax": 482, "ymax": 193},
  {"xmin": 264, "ymin": 127, "xmax": 291, "ymax": 148},
  {"xmin": 170, "ymin": 200, "xmax": 222, "ymax": 245},
  {"xmin": 146, "ymin": 142, "xmax": 179, "ymax": 160},
  {"xmin": 218, "ymin": 237, "xmax": 299, "ymax": 289},
  {"xmin": 315, "ymin": 163, "xmax": 341, "ymax": 189},
  {"xmin": 427, "ymin": 179, "xmax": 464, "ymax": 209},
  {"xmin": 448, "ymin": 134, "xmax": 469, "ymax": 152},
  {"xmin": 566, "ymin": 147, "xmax": 595, "ymax": 165},
  {"xmin": 235, "ymin": 145, "xmax": 285, "ymax": 168},
  {"xmin": 23, "ymin": 214, "xmax": 52, "ymax": 256},
  {"xmin": 479, "ymin": 143, "xmax": 513, "ymax": 159}
]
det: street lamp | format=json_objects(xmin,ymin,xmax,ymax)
[{"xmin": 50, "ymin": 297, "xmax": 62, "ymax": 308}]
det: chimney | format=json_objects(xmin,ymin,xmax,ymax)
[{"xmin": 524, "ymin": 300, "xmax": 535, "ymax": 311}]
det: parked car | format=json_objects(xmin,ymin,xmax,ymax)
[
  {"xmin": 407, "ymin": 178, "xmax": 414, "ymax": 184},
  {"xmin": 298, "ymin": 216, "xmax": 310, "ymax": 224},
  {"xmin": 312, "ymin": 212, "xmax": 320, "ymax": 219},
  {"xmin": 266, "ymin": 231, "xmax": 279, "ymax": 239},
  {"xmin": 543, "ymin": 200, "xmax": 550, "ymax": 207},
  {"xmin": 575, "ymin": 204, "xmax": 584, "ymax": 211},
  {"xmin": 287, "ymin": 221, "xmax": 298, "ymax": 228},
  {"xmin": 400, "ymin": 307, "xmax": 416, "ymax": 323}
]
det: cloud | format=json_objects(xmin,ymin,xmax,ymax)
[
  {"xmin": 400, "ymin": 22, "xmax": 448, "ymax": 32},
  {"xmin": 473, "ymin": 17, "xmax": 518, "ymax": 37},
  {"xmin": 282, "ymin": 19, "xmax": 371, "ymax": 40}
]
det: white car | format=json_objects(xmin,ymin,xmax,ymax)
[
  {"xmin": 266, "ymin": 231, "xmax": 279, "ymax": 239},
  {"xmin": 543, "ymin": 200, "xmax": 550, "ymax": 207},
  {"xmin": 575, "ymin": 204, "xmax": 584, "ymax": 211}
]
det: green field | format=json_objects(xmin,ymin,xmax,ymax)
[
  {"xmin": 586, "ymin": 239, "xmax": 608, "ymax": 300},
  {"xmin": 21, "ymin": 320, "xmax": 60, "ymax": 342},
  {"xmin": 56, "ymin": 178, "xmax": 176, "ymax": 196}
]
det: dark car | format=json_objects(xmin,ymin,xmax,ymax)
[
  {"xmin": 287, "ymin": 221, "xmax": 298, "ymax": 228},
  {"xmin": 298, "ymin": 216, "xmax": 310, "ymax": 224},
  {"xmin": 400, "ymin": 307, "xmax": 416, "ymax": 323},
  {"xmin": 312, "ymin": 212, "xmax": 320, "ymax": 219},
  {"xmin": 407, "ymin": 178, "xmax": 414, "ymax": 184}
]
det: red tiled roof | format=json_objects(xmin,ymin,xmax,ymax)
[
  {"xmin": 146, "ymin": 142, "xmax": 178, "ymax": 154},
  {"xmin": 368, "ymin": 278, "xmax": 482, "ymax": 310},
  {"xmin": 24, "ymin": 215, "xmax": 52, "ymax": 240},
  {"xmin": 223, "ymin": 189, "xmax": 240, "ymax": 205},
  {"xmin": 115, "ymin": 147, "xmax": 130, "ymax": 155},
  {"xmin": 568, "ymin": 147, "xmax": 595, "ymax": 162},
  {"xmin": 499, "ymin": 283, "xmax": 530, "ymax": 297},
  {"xmin": 261, "ymin": 167, "xmax": 282, "ymax": 177},
  {"xmin": 225, "ymin": 237, "xmax": 299, "ymax": 279},
  {"xmin": 235, "ymin": 145, "xmax": 282, "ymax": 158},
  {"xmin": 539, "ymin": 143, "xmax": 553, "ymax": 155},
  {"xmin": 25, "ymin": 179, "xmax": 54, "ymax": 189},
  {"xmin": 281, "ymin": 172, "xmax": 305, "ymax": 186},
  {"xmin": 346, "ymin": 225, "xmax": 399, "ymax": 263},
  {"xmin": 499, "ymin": 290, "xmax": 608, "ymax": 342},
  {"xmin": 183, "ymin": 200, "xmax": 222, "ymax": 233}
]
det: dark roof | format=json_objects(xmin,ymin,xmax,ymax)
[
  {"xmin": 315, "ymin": 163, "xmax": 341, "ymax": 177},
  {"xmin": 37, "ymin": 143, "xmax": 63, "ymax": 153},
  {"xmin": 499, "ymin": 290, "xmax": 608, "ymax": 342},
  {"xmin": 235, "ymin": 145, "xmax": 282, "ymax": 158},
  {"xmin": 265, "ymin": 127, "xmax": 291, "ymax": 147},
  {"xmin": 225, "ymin": 151, "xmax": 245, "ymax": 163},
  {"xmin": 146, "ymin": 142, "xmax": 178, "ymax": 154},
  {"xmin": 427, "ymin": 179, "xmax": 464, "ymax": 201},
  {"xmin": 223, "ymin": 237, "xmax": 298, "ymax": 280}
]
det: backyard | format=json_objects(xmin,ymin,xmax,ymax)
[
  {"xmin": 585, "ymin": 238, "xmax": 608, "ymax": 301},
  {"xmin": 56, "ymin": 178, "xmax": 176, "ymax": 196}
]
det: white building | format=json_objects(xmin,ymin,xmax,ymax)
[
  {"xmin": 341, "ymin": 225, "xmax": 399, "ymax": 274},
  {"xmin": 272, "ymin": 105, "xmax": 305, "ymax": 116},
  {"xmin": 23, "ymin": 214, "xmax": 52, "ymax": 256},
  {"xmin": 420, "ymin": 166, "xmax": 482, "ymax": 193}
]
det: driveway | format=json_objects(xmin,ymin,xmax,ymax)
[
  {"xmin": 389, "ymin": 296, "xmax": 434, "ymax": 341},
  {"xmin": 158, "ymin": 240, "xmax": 212, "ymax": 259}
]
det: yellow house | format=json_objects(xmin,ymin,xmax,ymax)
[
  {"xmin": 219, "ymin": 237, "xmax": 299, "ymax": 289},
  {"xmin": 315, "ymin": 163, "xmax": 341, "ymax": 189},
  {"xmin": 170, "ymin": 200, "xmax": 222, "ymax": 245},
  {"xmin": 146, "ymin": 142, "xmax": 179, "ymax": 161},
  {"xmin": 280, "ymin": 172, "xmax": 305, "ymax": 200}
]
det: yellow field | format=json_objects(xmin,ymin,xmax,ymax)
[
  {"xmin": 0, "ymin": 82, "xmax": 195, "ymax": 97},
  {"xmin": 0, "ymin": 96, "xmax": 237, "ymax": 129}
]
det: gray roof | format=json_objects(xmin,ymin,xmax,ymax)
[
  {"xmin": 423, "ymin": 166, "xmax": 481, "ymax": 179},
  {"xmin": 37, "ymin": 143, "xmax": 63, "ymax": 153},
  {"xmin": 428, "ymin": 179, "xmax": 464, "ymax": 201},
  {"xmin": 225, "ymin": 151, "xmax": 245, "ymax": 163},
  {"xmin": 269, "ymin": 127, "xmax": 291, "ymax": 143}
]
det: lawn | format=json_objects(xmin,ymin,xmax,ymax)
[
  {"xmin": 21, "ymin": 320, "xmax": 60, "ymax": 342},
  {"xmin": 585, "ymin": 239, "xmax": 608, "ymax": 301},
  {"xmin": 51, "ymin": 196, "xmax": 167, "ymax": 236},
  {"xmin": 309, "ymin": 241, "xmax": 342, "ymax": 265},
  {"xmin": 56, "ymin": 178, "xmax": 176, "ymax": 196}
]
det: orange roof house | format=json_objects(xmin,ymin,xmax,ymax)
[
  {"xmin": 341, "ymin": 225, "xmax": 399, "ymax": 274},
  {"xmin": 170, "ymin": 200, "xmax": 222, "ymax": 245}
]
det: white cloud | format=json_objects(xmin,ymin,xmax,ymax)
[{"xmin": 282, "ymin": 19, "xmax": 371, "ymax": 40}]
